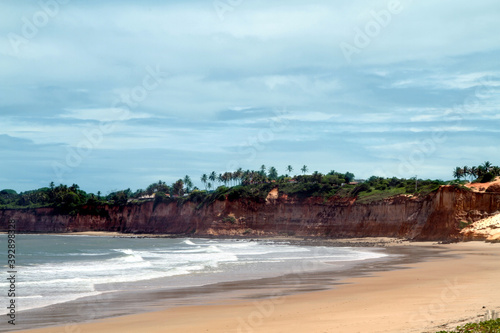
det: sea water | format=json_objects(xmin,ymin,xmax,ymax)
[{"xmin": 0, "ymin": 235, "xmax": 386, "ymax": 314}]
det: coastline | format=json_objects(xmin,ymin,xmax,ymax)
[
  {"xmin": 11, "ymin": 242, "xmax": 500, "ymax": 333},
  {"xmin": 2, "ymin": 231, "xmax": 417, "ymax": 246},
  {"xmin": 7, "ymin": 240, "xmax": 499, "ymax": 333},
  {"xmin": 4, "ymin": 235, "xmax": 404, "ymax": 332}
]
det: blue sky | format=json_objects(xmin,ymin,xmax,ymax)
[{"xmin": 1, "ymin": 0, "xmax": 499, "ymax": 193}]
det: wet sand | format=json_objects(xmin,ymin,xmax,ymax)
[{"xmin": 10, "ymin": 241, "xmax": 500, "ymax": 333}]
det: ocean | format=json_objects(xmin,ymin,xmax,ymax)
[{"xmin": 1, "ymin": 235, "xmax": 387, "ymax": 320}]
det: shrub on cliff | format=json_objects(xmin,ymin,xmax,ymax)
[
  {"xmin": 279, "ymin": 181, "xmax": 338, "ymax": 198},
  {"xmin": 226, "ymin": 184, "xmax": 270, "ymax": 203},
  {"xmin": 351, "ymin": 183, "xmax": 371, "ymax": 196},
  {"xmin": 479, "ymin": 172, "xmax": 495, "ymax": 183},
  {"xmin": 186, "ymin": 190, "xmax": 207, "ymax": 204},
  {"xmin": 153, "ymin": 191, "xmax": 172, "ymax": 210}
]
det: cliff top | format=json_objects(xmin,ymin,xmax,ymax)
[{"xmin": 465, "ymin": 177, "xmax": 500, "ymax": 193}]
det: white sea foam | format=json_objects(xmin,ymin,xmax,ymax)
[{"xmin": 3, "ymin": 235, "xmax": 387, "ymax": 314}]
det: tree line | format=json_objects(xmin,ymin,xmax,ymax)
[
  {"xmin": 199, "ymin": 165, "xmax": 328, "ymax": 191},
  {"xmin": 0, "ymin": 165, "xmax": 356, "ymax": 210},
  {"xmin": 2, "ymin": 161, "xmax": 469, "ymax": 211},
  {"xmin": 453, "ymin": 161, "xmax": 500, "ymax": 183}
]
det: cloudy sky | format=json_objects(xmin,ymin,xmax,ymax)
[{"xmin": 1, "ymin": 0, "xmax": 499, "ymax": 193}]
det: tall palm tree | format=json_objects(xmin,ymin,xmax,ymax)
[
  {"xmin": 201, "ymin": 174, "xmax": 208, "ymax": 191},
  {"xmin": 260, "ymin": 165, "xmax": 266, "ymax": 176},
  {"xmin": 268, "ymin": 166, "xmax": 278, "ymax": 180},
  {"xmin": 453, "ymin": 167, "xmax": 464, "ymax": 180},
  {"xmin": 207, "ymin": 182, "xmax": 212, "ymax": 191},
  {"xmin": 234, "ymin": 168, "xmax": 243, "ymax": 185},
  {"xmin": 209, "ymin": 171, "xmax": 216, "ymax": 187},
  {"xmin": 287, "ymin": 165, "xmax": 293, "ymax": 175},
  {"xmin": 301, "ymin": 165, "xmax": 308, "ymax": 175},
  {"xmin": 470, "ymin": 166, "xmax": 478, "ymax": 181},
  {"xmin": 184, "ymin": 175, "xmax": 193, "ymax": 193},
  {"xmin": 462, "ymin": 166, "xmax": 469, "ymax": 181},
  {"xmin": 222, "ymin": 172, "xmax": 231, "ymax": 187},
  {"xmin": 477, "ymin": 165, "xmax": 487, "ymax": 178},
  {"xmin": 483, "ymin": 161, "xmax": 492, "ymax": 172}
]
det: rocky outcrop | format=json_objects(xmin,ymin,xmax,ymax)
[
  {"xmin": 460, "ymin": 213, "xmax": 500, "ymax": 242},
  {"xmin": 2, "ymin": 186, "xmax": 500, "ymax": 241}
]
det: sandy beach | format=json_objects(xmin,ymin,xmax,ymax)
[{"xmin": 12, "ymin": 241, "xmax": 499, "ymax": 333}]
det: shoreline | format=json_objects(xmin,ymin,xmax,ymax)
[
  {"xmin": 9, "ymin": 241, "xmax": 500, "ymax": 333},
  {"xmin": 1, "ymin": 230, "xmax": 422, "ymax": 247},
  {"xmin": 5, "ymin": 236, "xmax": 408, "ymax": 332}
]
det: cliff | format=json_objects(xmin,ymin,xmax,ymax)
[{"xmin": 1, "ymin": 186, "xmax": 500, "ymax": 241}]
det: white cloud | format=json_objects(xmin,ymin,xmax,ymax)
[
  {"xmin": 61, "ymin": 108, "xmax": 152, "ymax": 122},
  {"xmin": 1, "ymin": 0, "xmax": 500, "ymax": 191}
]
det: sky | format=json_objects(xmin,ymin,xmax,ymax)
[{"xmin": 1, "ymin": 0, "xmax": 499, "ymax": 194}]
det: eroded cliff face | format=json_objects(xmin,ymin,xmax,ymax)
[{"xmin": 1, "ymin": 186, "xmax": 500, "ymax": 240}]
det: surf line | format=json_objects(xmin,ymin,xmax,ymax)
[{"xmin": 6, "ymin": 219, "xmax": 17, "ymax": 326}]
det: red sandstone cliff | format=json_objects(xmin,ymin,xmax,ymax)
[{"xmin": 1, "ymin": 186, "xmax": 500, "ymax": 241}]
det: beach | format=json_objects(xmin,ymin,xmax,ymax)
[{"xmin": 10, "ymin": 240, "xmax": 499, "ymax": 333}]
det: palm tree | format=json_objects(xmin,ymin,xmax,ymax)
[
  {"xmin": 201, "ymin": 174, "xmax": 208, "ymax": 191},
  {"xmin": 286, "ymin": 165, "xmax": 293, "ymax": 175},
  {"xmin": 184, "ymin": 175, "xmax": 193, "ymax": 193},
  {"xmin": 207, "ymin": 182, "xmax": 212, "ymax": 191},
  {"xmin": 477, "ymin": 165, "xmax": 487, "ymax": 178},
  {"xmin": 470, "ymin": 166, "xmax": 478, "ymax": 181},
  {"xmin": 230, "ymin": 172, "xmax": 236, "ymax": 187},
  {"xmin": 462, "ymin": 166, "xmax": 469, "ymax": 181},
  {"xmin": 453, "ymin": 167, "xmax": 464, "ymax": 180},
  {"xmin": 173, "ymin": 179, "xmax": 185, "ymax": 196},
  {"xmin": 234, "ymin": 168, "xmax": 243, "ymax": 185},
  {"xmin": 260, "ymin": 165, "xmax": 266, "ymax": 176},
  {"xmin": 209, "ymin": 171, "xmax": 216, "ymax": 187},
  {"xmin": 483, "ymin": 161, "xmax": 492, "ymax": 172},
  {"xmin": 222, "ymin": 172, "xmax": 231, "ymax": 187},
  {"xmin": 301, "ymin": 165, "xmax": 308, "ymax": 175},
  {"xmin": 268, "ymin": 166, "xmax": 278, "ymax": 180}
]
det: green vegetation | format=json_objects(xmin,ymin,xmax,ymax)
[
  {"xmin": 453, "ymin": 161, "xmax": 500, "ymax": 183},
  {"xmin": 355, "ymin": 177, "xmax": 444, "ymax": 203},
  {"xmin": 0, "ymin": 165, "xmax": 456, "ymax": 212},
  {"xmin": 436, "ymin": 318, "xmax": 500, "ymax": 333},
  {"xmin": 222, "ymin": 216, "xmax": 237, "ymax": 224}
]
